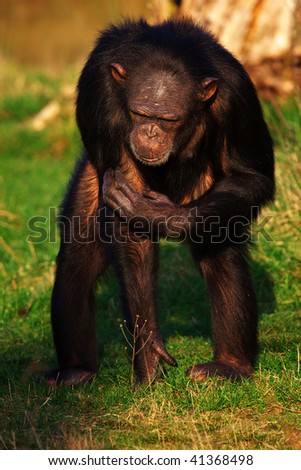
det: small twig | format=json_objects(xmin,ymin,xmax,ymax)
[
  {"xmin": 135, "ymin": 330, "xmax": 153, "ymax": 356},
  {"xmin": 119, "ymin": 316, "xmax": 152, "ymax": 386},
  {"xmin": 120, "ymin": 323, "xmax": 134, "ymax": 350}
]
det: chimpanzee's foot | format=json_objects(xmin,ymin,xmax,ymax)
[
  {"xmin": 135, "ymin": 334, "xmax": 178, "ymax": 386},
  {"xmin": 186, "ymin": 360, "xmax": 252, "ymax": 381},
  {"xmin": 46, "ymin": 368, "xmax": 95, "ymax": 386},
  {"xmin": 135, "ymin": 347, "xmax": 166, "ymax": 387}
]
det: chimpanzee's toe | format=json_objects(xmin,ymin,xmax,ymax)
[
  {"xmin": 186, "ymin": 361, "xmax": 252, "ymax": 381},
  {"xmin": 46, "ymin": 368, "xmax": 95, "ymax": 386}
]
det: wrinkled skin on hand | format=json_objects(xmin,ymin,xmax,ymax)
[{"xmin": 102, "ymin": 168, "xmax": 181, "ymax": 232}]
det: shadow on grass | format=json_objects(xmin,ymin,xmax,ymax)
[
  {"xmin": 97, "ymin": 241, "xmax": 276, "ymax": 358},
  {"xmin": 0, "ymin": 241, "xmax": 277, "ymax": 450},
  {"xmin": 0, "ymin": 241, "xmax": 275, "ymax": 387}
]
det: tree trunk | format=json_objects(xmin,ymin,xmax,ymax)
[{"xmin": 149, "ymin": 0, "xmax": 300, "ymax": 95}]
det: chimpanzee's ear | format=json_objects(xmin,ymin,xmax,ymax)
[
  {"xmin": 199, "ymin": 77, "xmax": 219, "ymax": 102},
  {"xmin": 111, "ymin": 63, "xmax": 127, "ymax": 83}
]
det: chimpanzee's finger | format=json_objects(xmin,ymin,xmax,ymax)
[
  {"xmin": 143, "ymin": 189, "xmax": 160, "ymax": 200},
  {"xmin": 104, "ymin": 188, "xmax": 134, "ymax": 219},
  {"xmin": 114, "ymin": 169, "xmax": 140, "ymax": 203},
  {"xmin": 102, "ymin": 168, "xmax": 115, "ymax": 194}
]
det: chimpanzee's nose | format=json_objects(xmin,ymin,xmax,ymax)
[{"xmin": 146, "ymin": 124, "xmax": 159, "ymax": 139}]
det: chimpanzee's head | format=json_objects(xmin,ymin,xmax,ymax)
[{"xmin": 111, "ymin": 62, "xmax": 218, "ymax": 166}]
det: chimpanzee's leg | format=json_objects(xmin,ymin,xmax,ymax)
[
  {"xmin": 48, "ymin": 158, "xmax": 109, "ymax": 386},
  {"xmin": 187, "ymin": 243, "xmax": 258, "ymax": 380},
  {"xmin": 111, "ymin": 235, "xmax": 177, "ymax": 385}
]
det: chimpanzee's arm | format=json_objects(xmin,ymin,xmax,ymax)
[{"xmin": 102, "ymin": 168, "xmax": 273, "ymax": 243}]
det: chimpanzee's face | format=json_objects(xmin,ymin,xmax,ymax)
[
  {"xmin": 127, "ymin": 71, "xmax": 190, "ymax": 166},
  {"xmin": 111, "ymin": 63, "xmax": 218, "ymax": 166}
]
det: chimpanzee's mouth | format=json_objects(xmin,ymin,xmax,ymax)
[{"xmin": 130, "ymin": 145, "xmax": 171, "ymax": 166}]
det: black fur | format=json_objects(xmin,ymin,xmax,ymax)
[{"xmin": 48, "ymin": 19, "xmax": 274, "ymax": 386}]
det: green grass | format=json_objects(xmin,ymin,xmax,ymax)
[{"xmin": 0, "ymin": 66, "xmax": 300, "ymax": 450}]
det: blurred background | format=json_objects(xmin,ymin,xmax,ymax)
[
  {"xmin": 0, "ymin": 0, "xmax": 149, "ymax": 69},
  {"xmin": 0, "ymin": 0, "xmax": 300, "ymax": 94}
]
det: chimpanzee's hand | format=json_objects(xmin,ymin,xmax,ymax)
[{"xmin": 102, "ymin": 168, "xmax": 178, "ymax": 226}]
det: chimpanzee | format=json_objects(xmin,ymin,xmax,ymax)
[{"xmin": 48, "ymin": 18, "xmax": 274, "ymax": 387}]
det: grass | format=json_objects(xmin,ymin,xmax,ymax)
[{"xmin": 0, "ymin": 65, "xmax": 300, "ymax": 450}]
